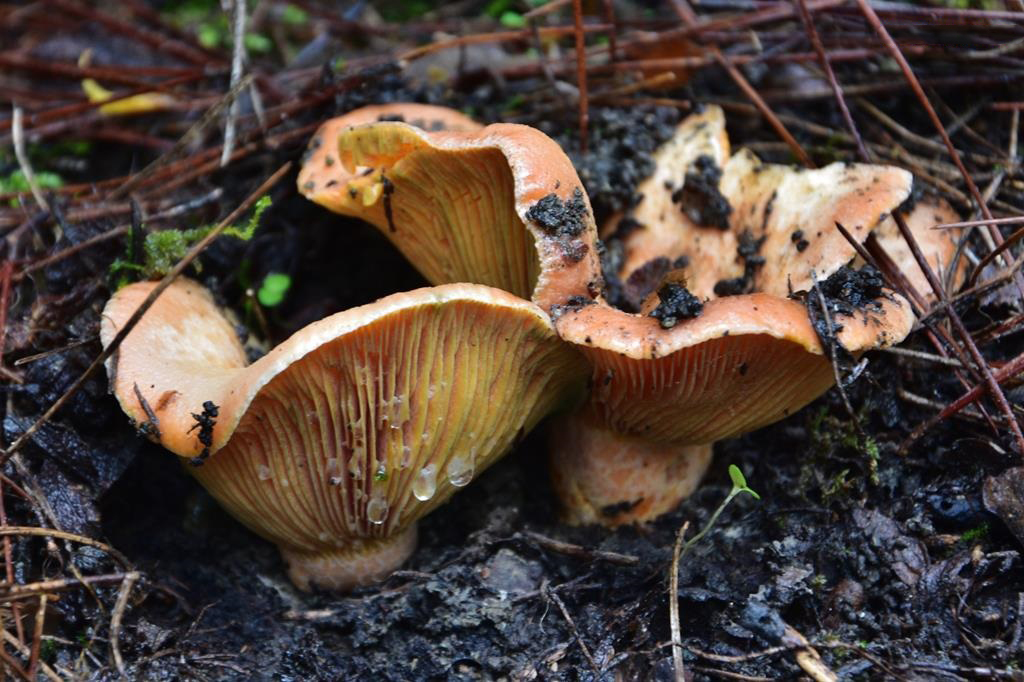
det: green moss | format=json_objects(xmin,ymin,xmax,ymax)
[
  {"xmin": 960, "ymin": 523, "xmax": 989, "ymax": 544},
  {"xmin": 110, "ymin": 195, "xmax": 272, "ymax": 287}
]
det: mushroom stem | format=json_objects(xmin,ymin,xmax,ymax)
[
  {"xmin": 280, "ymin": 526, "xmax": 418, "ymax": 592},
  {"xmin": 549, "ymin": 413, "xmax": 713, "ymax": 526}
]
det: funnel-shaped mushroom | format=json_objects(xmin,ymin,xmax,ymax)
[
  {"xmin": 551, "ymin": 106, "xmax": 939, "ymax": 525},
  {"xmin": 102, "ymin": 278, "xmax": 588, "ymax": 590},
  {"xmin": 298, "ymin": 104, "xmax": 603, "ymax": 312}
]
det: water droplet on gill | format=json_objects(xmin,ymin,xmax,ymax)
[
  {"xmin": 348, "ymin": 457, "xmax": 362, "ymax": 479},
  {"xmin": 446, "ymin": 451, "xmax": 475, "ymax": 488},
  {"xmin": 399, "ymin": 446, "xmax": 412, "ymax": 468},
  {"xmin": 281, "ymin": 478, "xmax": 290, "ymax": 487},
  {"xmin": 326, "ymin": 458, "xmax": 342, "ymax": 485},
  {"xmin": 317, "ymin": 531, "xmax": 331, "ymax": 543},
  {"xmin": 257, "ymin": 465, "xmax": 272, "ymax": 481},
  {"xmin": 366, "ymin": 494, "xmax": 388, "ymax": 524},
  {"xmin": 413, "ymin": 464, "xmax": 437, "ymax": 501}
]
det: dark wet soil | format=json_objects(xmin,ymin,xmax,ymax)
[{"xmin": 3, "ymin": 41, "xmax": 1024, "ymax": 682}]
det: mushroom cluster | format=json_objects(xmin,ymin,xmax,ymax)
[
  {"xmin": 300, "ymin": 103, "xmax": 960, "ymax": 528},
  {"xmin": 104, "ymin": 101, "xmax": 960, "ymax": 590}
]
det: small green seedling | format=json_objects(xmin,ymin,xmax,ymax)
[
  {"xmin": 679, "ymin": 465, "xmax": 760, "ymax": 562},
  {"xmin": 257, "ymin": 273, "xmax": 291, "ymax": 307},
  {"xmin": 670, "ymin": 465, "xmax": 761, "ymax": 670}
]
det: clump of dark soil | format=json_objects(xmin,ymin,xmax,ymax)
[
  {"xmin": 713, "ymin": 230, "xmax": 767, "ymax": 297},
  {"xmin": 673, "ymin": 154, "xmax": 733, "ymax": 230},
  {"xmin": 526, "ymin": 187, "xmax": 589, "ymax": 238},
  {"xmin": 555, "ymin": 106, "xmax": 680, "ymax": 221},
  {"xmin": 815, "ymin": 264, "xmax": 887, "ymax": 315},
  {"xmin": 649, "ymin": 281, "xmax": 704, "ymax": 329}
]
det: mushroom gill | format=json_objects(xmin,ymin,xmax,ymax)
[
  {"xmin": 297, "ymin": 104, "xmax": 603, "ymax": 313},
  {"xmin": 102, "ymin": 278, "xmax": 588, "ymax": 590}
]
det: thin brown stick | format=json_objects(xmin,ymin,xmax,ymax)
[
  {"xmin": 519, "ymin": 530, "xmax": 639, "ymax": 565},
  {"xmin": 0, "ymin": 263, "xmax": 13, "ymax": 382},
  {"xmin": 571, "ymin": 0, "xmax": 589, "ymax": 154},
  {"xmin": 0, "ymin": 573, "xmax": 134, "ymax": 602},
  {"xmin": 27, "ymin": 594, "xmax": 46, "ymax": 677},
  {"xmin": 880, "ymin": 346, "xmax": 964, "ymax": 368},
  {"xmin": 934, "ymin": 215, "xmax": 1024, "ymax": 231},
  {"xmin": 398, "ymin": 24, "xmax": 612, "ymax": 62},
  {"xmin": 543, "ymin": 581, "xmax": 600, "ymax": 675},
  {"xmin": 782, "ymin": 624, "xmax": 837, "ymax": 682},
  {"xmin": 0, "ymin": 476, "xmax": 26, "ymax": 646},
  {"xmin": 110, "ymin": 572, "xmax": 140, "ymax": 678},
  {"xmin": 670, "ymin": 521, "xmax": 691, "ymax": 682},
  {"xmin": 0, "ymin": 527, "xmax": 130, "ymax": 567},
  {"xmin": 901, "ymin": 349, "xmax": 1024, "ymax": 451},
  {"xmin": 13, "ymin": 227, "xmax": 129, "ymax": 281},
  {"xmin": 524, "ymin": 0, "xmax": 570, "ymax": 19},
  {"xmin": 0, "ymin": 644, "xmax": 31, "ymax": 681},
  {"xmin": 795, "ymin": 0, "xmax": 869, "ymax": 161},
  {"xmin": 221, "ymin": 0, "xmax": 248, "ymax": 167},
  {"xmin": 0, "ymin": 162, "xmax": 292, "ymax": 466},
  {"xmin": 970, "ymin": 225, "xmax": 1024, "ymax": 282},
  {"xmin": 11, "ymin": 107, "xmax": 50, "ymax": 212},
  {"xmin": 667, "ymin": 0, "xmax": 813, "ymax": 168}
]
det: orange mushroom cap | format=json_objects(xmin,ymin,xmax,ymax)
[
  {"xmin": 102, "ymin": 278, "xmax": 588, "ymax": 590},
  {"xmin": 298, "ymin": 103, "xmax": 482, "ymax": 215},
  {"xmin": 298, "ymin": 104, "xmax": 603, "ymax": 313},
  {"xmin": 869, "ymin": 195, "xmax": 963, "ymax": 301},
  {"xmin": 550, "ymin": 106, "xmax": 927, "ymax": 525}
]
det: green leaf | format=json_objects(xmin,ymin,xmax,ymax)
[
  {"xmin": 282, "ymin": 3, "xmax": 308, "ymax": 24},
  {"xmin": 728, "ymin": 464, "xmax": 760, "ymax": 500},
  {"xmin": 244, "ymin": 32, "xmax": 273, "ymax": 53},
  {"xmin": 198, "ymin": 23, "xmax": 221, "ymax": 48},
  {"xmin": 257, "ymin": 273, "xmax": 291, "ymax": 307},
  {"xmin": 499, "ymin": 10, "xmax": 526, "ymax": 28},
  {"xmin": 728, "ymin": 464, "xmax": 746, "ymax": 490}
]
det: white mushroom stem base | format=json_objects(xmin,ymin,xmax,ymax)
[
  {"xmin": 549, "ymin": 415, "xmax": 713, "ymax": 526},
  {"xmin": 280, "ymin": 526, "xmax": 418, "ymax": 592}
]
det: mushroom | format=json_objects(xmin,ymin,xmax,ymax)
[
  {"xmin": 297, "ymin": 104, "xmax": 603, "ymax": 313},
  {"xmin": 298, "ymin": 103, "xmax": 482, "ymax": 215},
  {"xmin": 550, "ymin": 105, "xmax": 952, "ymax": 526},
  {"xmin": 101, "ymin": 278, "xmax": 588, "ymax": 590}
]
